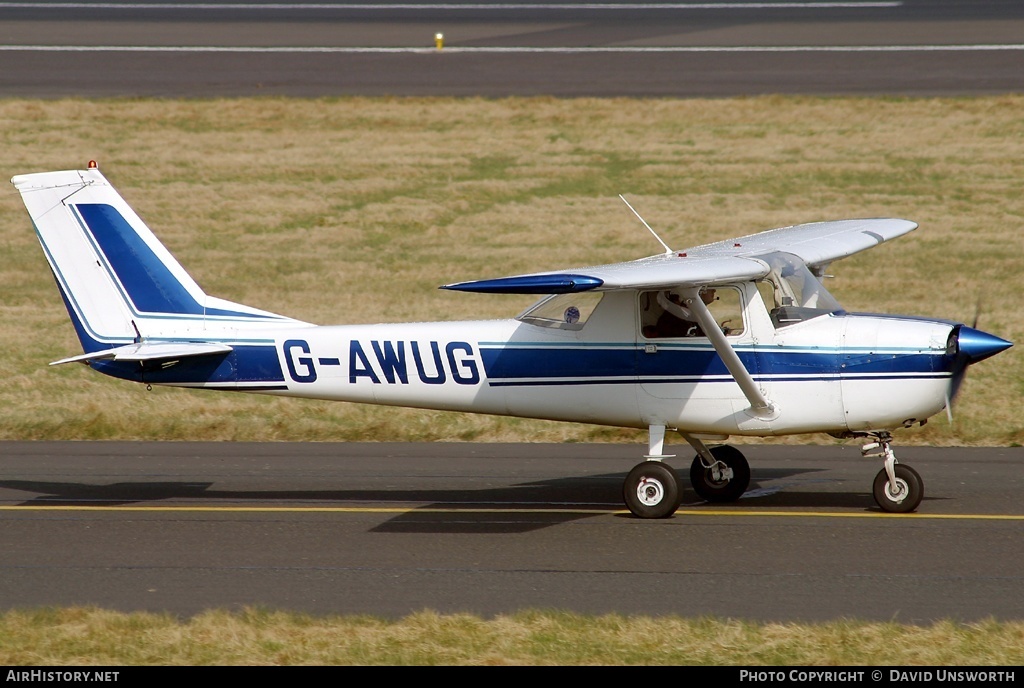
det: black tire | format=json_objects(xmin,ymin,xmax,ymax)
[
  {"xmin": 689, "ymin": 445, "xmax": 751, "ymax": 502},
  {"xmin": 873, "ymin": 464, "xmax": 924, "ymax": 513},
  {"xmin": 623, "ymin": 461, "xmax": 682, "ymax": 519}
]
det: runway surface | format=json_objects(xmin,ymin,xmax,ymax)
[
  {"xmin": 2, "ymin": 441, "xmax": 1021, "ymax": 621},
  {"xmin": 1, "ymin": 1, "xmax": 1023, "ymax": 96}
]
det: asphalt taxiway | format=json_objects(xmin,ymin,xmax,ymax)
[{"xmin": 2, "ymin": 442, "xmax": 1021, "ymax": 621}]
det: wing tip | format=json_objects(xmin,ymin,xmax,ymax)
[{"xmin": 441, "ymin": 273, "xmax": 604, "ymax": 294}]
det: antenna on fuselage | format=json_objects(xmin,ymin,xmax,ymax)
[{"xmin": 619, "ymin": 194, "xmax": 672, "ymax": 254}]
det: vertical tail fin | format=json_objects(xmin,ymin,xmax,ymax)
[{"xmin": 12, "ymin": 167, "xmax": 294, "ymax": 356}]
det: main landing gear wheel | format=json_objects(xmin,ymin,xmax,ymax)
[
  {"xmin": 690, "ymin": 445, "xmax": 750, "ymax": 502},
  {"xmin": 624, "ymin": 461, "xmax": 682, "ymax": 519},
  {"xmin": 872, "ymin": 464, "xmax": 924, "ymax": 513}
]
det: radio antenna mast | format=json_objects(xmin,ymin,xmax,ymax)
[{"xmin": 619, "ymin": 194, "xmax": 672, "ymax": 254}]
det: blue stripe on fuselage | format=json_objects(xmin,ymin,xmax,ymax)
[
  {"xmin": 482, "ymin": 346, "xmax": 635, "ymax": 380},
  {"xmin": 479, "ymin": 344, "xmax": 951, "ymax": 385}
]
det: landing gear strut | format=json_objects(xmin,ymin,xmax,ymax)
[
  {"xmin": 683, "ymin": 432, "xmax": 750, "ymax": 503},
  {"xmin": 863, "ymin": 432, "xmax": 924, "ymax": 513},
  {"xmin": 621, "ymin": 426, "xmax": 754, "ymax": 518},
  {"xmin": 689, "ymin": 445, "xmax": 751, "ymax": 502}
]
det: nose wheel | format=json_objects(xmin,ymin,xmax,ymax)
[
  {"xmin": 864, "ymin": 432, "xmax": 924, "ymax": 513},
  {"xmin": 872, "ymin": 464, "xmax": 923, "ymax": 513}
]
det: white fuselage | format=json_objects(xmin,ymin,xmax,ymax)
[{"xmin": 128, "ymin": 283, "xmax": 954, "ymax": 438}]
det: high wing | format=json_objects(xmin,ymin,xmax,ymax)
[{"xmin": 441, "ymin": 218, "xmax": 918, "ymax": 293}]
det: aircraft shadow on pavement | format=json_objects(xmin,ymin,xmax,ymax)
[{"xmin": 0, "ymin": 466, "xmax": 911, "ymax": 533}]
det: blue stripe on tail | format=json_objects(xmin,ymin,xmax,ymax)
[
  {"xmin": 76, "ymin": 203, "xmax": 202, "ymax": 315},
  {"xmin": 75, "ymin": 203, "xmax": 273, "ymax": 319}
]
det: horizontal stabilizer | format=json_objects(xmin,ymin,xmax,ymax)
[{"xmin": 51, "ymin": 341, "xmax": 233, "ymax": 366}]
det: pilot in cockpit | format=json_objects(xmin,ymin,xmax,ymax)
[{"xmin": 653, "ymin": 289, "xmax": 716, "ymax": 338}]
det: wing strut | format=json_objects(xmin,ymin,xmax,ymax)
[{"xmin": 680, "ymin": 287, "xmax": 778, "ymax": 420}]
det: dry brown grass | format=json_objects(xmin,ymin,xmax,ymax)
[
  {"xmin": 2, "ymin": 96, "xmax": 1021, "ymax": 444},
  {"xmin": 1, "ymin": 607, "xmax": 1021, "ymax": 665}
]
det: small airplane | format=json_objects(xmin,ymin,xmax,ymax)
[{"xmin": 13, "ymin": 164, "xmax": 1012, "ymax": 518}]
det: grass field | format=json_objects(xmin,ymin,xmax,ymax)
[
  {"xmin": 2, "ymin": 608, "xmax": 1022, "ymax": 666},
  {"xmin": 1, "ymin": 96, "xmax": 1021, "ymax": 445}
]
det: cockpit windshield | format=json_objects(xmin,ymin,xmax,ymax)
[
  {"xmin": 757, "ymin": 252, "xmax": 844, "ymax": 328},
  {"xmin": 516, "ymin": 292, "xmax": 604, "ymax": 331}
]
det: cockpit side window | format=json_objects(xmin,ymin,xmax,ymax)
[
  {"xmin": 759, "ymin": 252, "xmax": 845, "ymax": 328},
  {"xmin": 640, "ymin": 286, "xmax": 745, "ymax": 339},
  {"xmin": 516, "ymin": 292, "xmax": 604, "ymax": 331}
]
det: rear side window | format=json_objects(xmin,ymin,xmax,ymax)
[{"xmin": 517, "ymin": 292, "xmax": 605, "ymax": 331}]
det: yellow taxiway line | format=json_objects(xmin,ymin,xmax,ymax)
[{"xmin": 1, "ymin": 505, "xmax": 1022, "ymax": 520}]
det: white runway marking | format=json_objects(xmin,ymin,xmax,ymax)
[
  {"xmin": 3, "ymin": 44, "xmax": 1021, "ymax": 53},
  {"xmin": 0, "ymin": 3, "xmax": 905, "ymax": 11}
]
